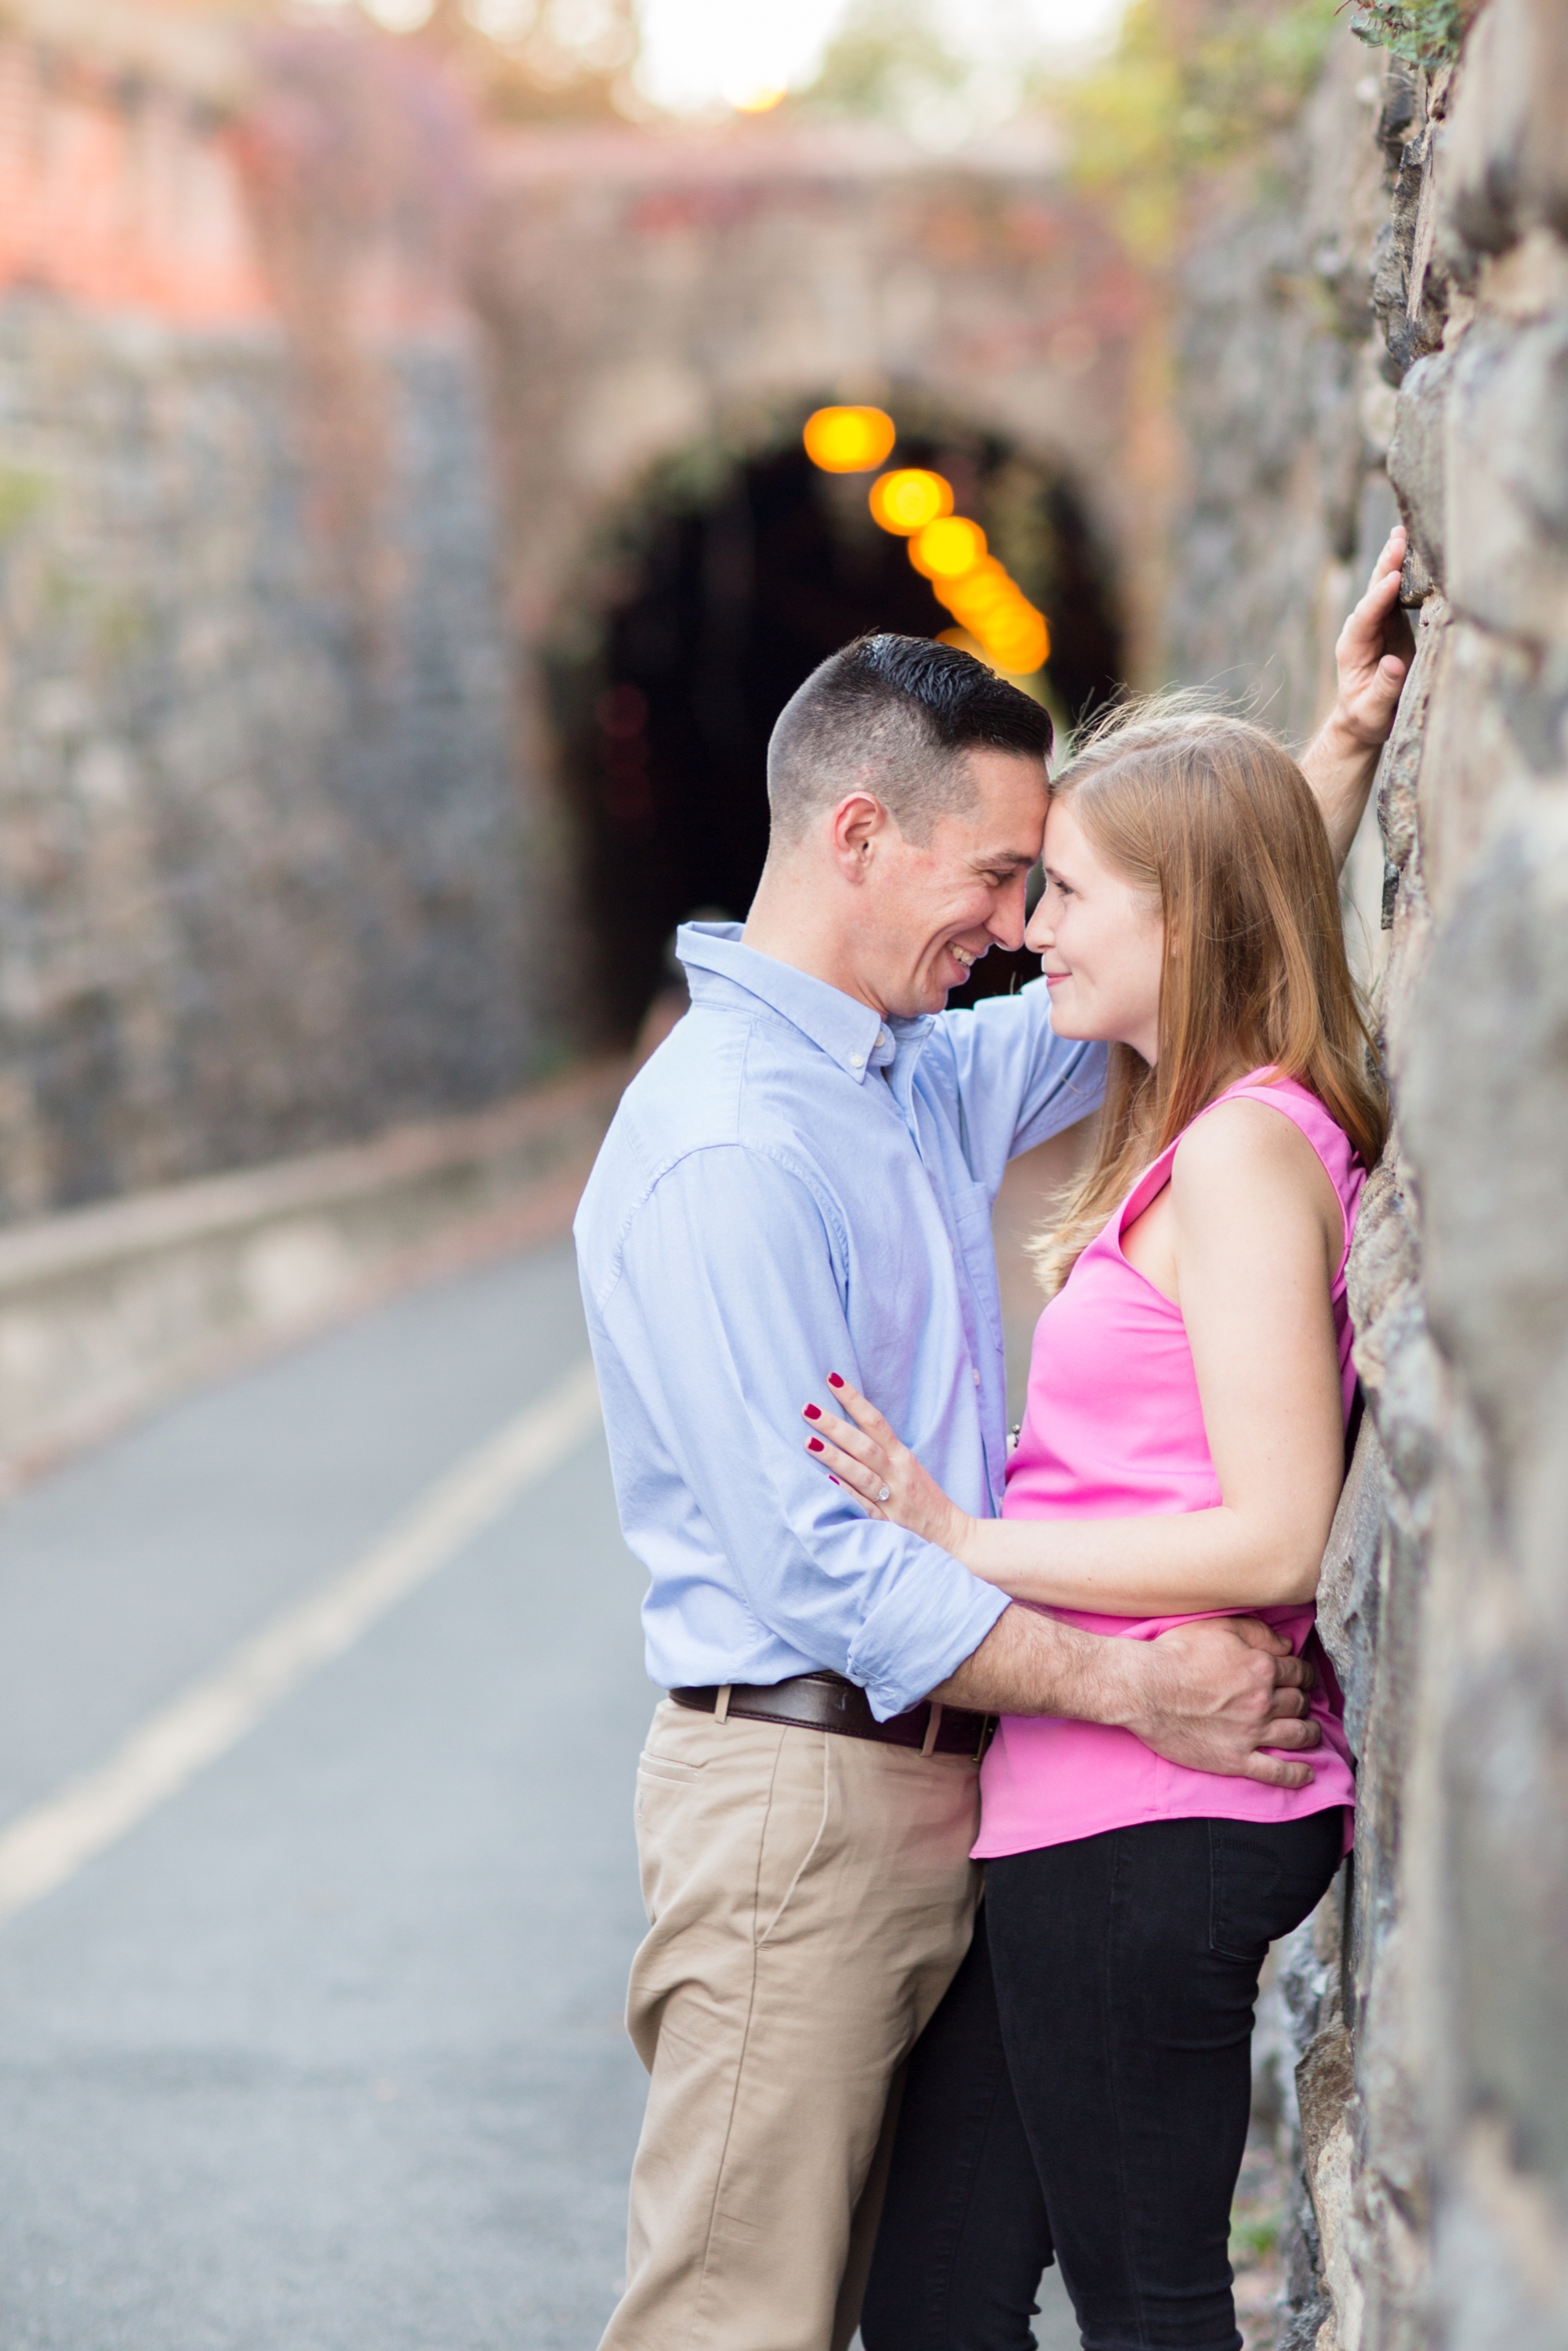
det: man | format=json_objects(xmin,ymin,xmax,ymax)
[{"xmin": 575, "ymin": 532, "xmax": 1412, "ymax": 2351}]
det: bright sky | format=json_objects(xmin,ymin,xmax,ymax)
[
  {"xmin": 636, "ymin": 0, "xmax": 1130, "ymax": 112},
  {"xmin": 350, "ymin": 0, "xmax": 1131, "ymax": 112}
]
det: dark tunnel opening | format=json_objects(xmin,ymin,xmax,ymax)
[{"xmin": 548, "ymin": 419, "xmax": 1125, "ymax": 1043}]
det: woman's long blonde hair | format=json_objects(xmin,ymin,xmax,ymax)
[{"xmin": 1033, "ymin": 698, "xmax": 1388, "ymax": 1295}]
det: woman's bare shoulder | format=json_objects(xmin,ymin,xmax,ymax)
[{"xmin": 1169, "ymin": 1096, "xmax": 1340, "ymax": 1239}]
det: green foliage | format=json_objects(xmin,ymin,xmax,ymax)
[
  {"xmin": 1345, "ymin": 1, "xmax": 1474, "ymax": 69},
  {"xmin": 1229, "ymin": 2209, "xmax": 1282, "ymax": 2266},
  {"xmin": 792, "ymin": 0, "xmax": 1033, "ymax": 148},
  {"xmin": 1058, "ymin": 0, "xmax": 1340, "ymax": 262},
  {"xmin": 0, "ymin": 465, "xmax": 51, "ymax": 543},
  {"xmin": 800, "ymin": 0, "xmax": 967, "ymax": 122}
]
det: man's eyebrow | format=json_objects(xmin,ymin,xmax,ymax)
[{"xmin": 971, "ymin": 847, "xmax": 1037, "ymax": 870}]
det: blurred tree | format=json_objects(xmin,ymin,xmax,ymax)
[
  {"xmin": 1054, "ymin": 0, "xmax": 1341, "ymax": 261},
  {"xmin": 413, "ymin": 0, "xmax": 643, "ymax": 122},
  {"xmin": 789, "ymin": 0, "xmax": 1054, "ymax": 151},
  {"xmin": 793, "ymin": 0, "xmax": 967, "ymax": 125}
]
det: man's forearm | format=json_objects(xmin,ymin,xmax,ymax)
[
  {"xmin": 930, "ymin": 1602, "xmax": 1323, "ymax": 1789},
  {"xmin": 930, "ymin": 1602, "xmax": 1136, "ymax": 1721},
  {"xmin": 1301, "ymin": 710, "xmax": 1380, "ymax": 875}
]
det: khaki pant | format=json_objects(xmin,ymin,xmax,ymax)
[{"xmin": 599, "ymin": 1697, "xmax": 982, "ymax": 2351}]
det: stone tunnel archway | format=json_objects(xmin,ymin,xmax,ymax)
[
  {"xmin": 539, "ymin": 400, "xmax": 1125, "ymax": 1041},
  {"xmin": 471, "ymin": 122, "xmax": 1156, "ymax": 1045}
]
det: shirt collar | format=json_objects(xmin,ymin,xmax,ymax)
[{"xmin": 677, "ymin": 921, "xmax": 932, "ymax": 1084}]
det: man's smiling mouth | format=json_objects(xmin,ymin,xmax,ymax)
[{"xmin": 949, "ymin": 943, "xmax": 978, "ymax": 971}]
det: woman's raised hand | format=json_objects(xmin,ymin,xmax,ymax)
[{"xmin": 803, "ymin": 1374, "xmax": 973, "ymax": 1555}]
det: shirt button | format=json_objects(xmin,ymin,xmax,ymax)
[
  {"xmin": 849, "ymin": 1053, "xmax": 865, "ymax": 1069},
  {"xmin": 972, "ymin": 1368, "xmax": 981, "ymax": 1387}
]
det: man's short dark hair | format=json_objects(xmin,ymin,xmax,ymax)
[{"xmin": 765, "ymin": 633, "xmax": 1054, "ymax": 847}]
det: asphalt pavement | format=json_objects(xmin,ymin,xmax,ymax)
[{"xmin": 0, "ymin": 1230, "xmax": 1077, "ymax": 2350}]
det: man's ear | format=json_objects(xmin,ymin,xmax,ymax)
[{"xmin": 829, "ymin": 792, "xmax": 891, "ymax": 883}]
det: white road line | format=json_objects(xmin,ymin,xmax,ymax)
[{"xmin": 0, "ymin": 1359, "xmax": 602, "ymax": 1928}]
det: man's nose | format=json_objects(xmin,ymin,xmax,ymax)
[{"xmin": 989, "ymin": 878, "xmax": 1029, "ymax": 952}]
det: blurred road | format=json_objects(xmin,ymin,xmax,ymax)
[{"xmin": 0, "ymin": 1228, "xmax": 1077, "ymax": 2351}]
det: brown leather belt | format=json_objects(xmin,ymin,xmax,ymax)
[{"xmin": 671, "ymin": 1670, "xmax": 994, "ymax": 1761}]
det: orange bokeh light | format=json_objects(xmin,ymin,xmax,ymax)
[
  {"xmin": 868, "ymin": 469, "xmax": 953, "ymax": 535},
  {"xmin": 908, "ymin": 516, "xmax": 988, "ymax": 579},
  {"xmin": 935, "ymin": 559, "xmax": 1010, "ymax": 616},
  {"xmin": 981, "ymin": 611, "xmax": 1051, "ymax": 674},
  {"xmin": 802, "ymin": 405, "xmax": 898, "ymax": 473}
]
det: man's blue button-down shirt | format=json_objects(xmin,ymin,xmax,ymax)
[{"xmin": 574, "ymin": 922, "xmax": 1108, "ymax": 1721}]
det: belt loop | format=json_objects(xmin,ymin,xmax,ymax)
[
  {"xmin": 714, "ymin": 1685, "xmax": 732, "ymax": 1725},
  {"xmin": 920, "ymin": 1700, "xmax": 943, "ymax": 1758}
]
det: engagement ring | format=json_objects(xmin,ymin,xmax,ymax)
[{"xmin": 877, "ymin": 1485, "xmax": 891, "ymax": 1502}]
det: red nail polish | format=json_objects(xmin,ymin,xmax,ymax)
[
  {"xmin": 804, "ymin": 1402, "xmax": 822, "ymax": 1420},
  {"xmin": 827, "ymin": 1373, "xmax": 844, "ymax": 1389},
  {"xmin": 808, "ymin": 1436, "xmax": 824, "ymax": 1452},
  {"xmin": 829, "ymin": 1475, "xmax": 841, "ymax": 1486}
]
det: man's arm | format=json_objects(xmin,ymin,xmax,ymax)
[
  {"xmin": 1301, "ymin": 525, "xmax": 1415, "ymax": 870},
  {"xmin": 933, "ymin": 981, "xmax": 1107, "ymax": 1193},
  {"xmin": 932, "ymin": 1605, "xmax": 1320, "ymax": 1791}
]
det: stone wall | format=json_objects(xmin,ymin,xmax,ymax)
[
  {"xmin": 0, "ymin": 296, "xmax": 550, "ymax": 1217},
  {"xmin": 1167, "ymin": 7, "xmax": 1568, "ymax": 2345},
  {"xmin": 0, "ymin": 18, "xmax": 560, "ymax": 1220}
]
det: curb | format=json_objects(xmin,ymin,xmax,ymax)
[{"xmin": 0, "ymin": 1059, "xmax": 626, "ymax": 1492}]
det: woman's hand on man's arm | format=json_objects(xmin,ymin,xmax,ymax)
[{"xmin": 801, "ymin": 1373, "xmax": 978, "ymax": 1555}]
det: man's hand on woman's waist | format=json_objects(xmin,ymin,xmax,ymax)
[{"xmin": 931, "ymin": 1607, "xmax": 1320, "ymax": 1789}]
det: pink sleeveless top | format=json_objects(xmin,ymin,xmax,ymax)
[{"xmin": 973, "ymin": 1070, "xmax": 1360, "ymax": 1859}]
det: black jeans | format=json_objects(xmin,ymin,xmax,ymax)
[{"xmin": 862, "ymin": 1810, "xmax": 1345, "ymax": 2351}]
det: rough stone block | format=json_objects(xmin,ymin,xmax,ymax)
[
  {"xmin": 1441, "ymin": 0, "xmax": 1568, "ymax": 258},
  {"xmin": 1298, "ymin": 2019, "xmax": 1364, "ymax": 2351},
  {"xmin": 1444, "ymin": 313, "xmax": 1568, "ymax": 645},
  {"xmin": 1317, "ymin": 1413, "xmax": 1387, "ymax": 1761},
  {"xmin": 1402, "ymin": 782, "xmax": 1568, "ymax": 1472},
  {"xmin": 1414, "ymin": 616, "xmax": 1547, "ymax": 914},
  {"xmin": 1386, "ymin": 350, "xmax": 1450, "ymax": 595}
]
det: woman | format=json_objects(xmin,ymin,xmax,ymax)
[{"xmin": 799, "ymin": 704, "xmax": 1384, "ymax": 2351}]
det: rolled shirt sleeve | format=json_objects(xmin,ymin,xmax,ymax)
[{"xmin": 592, "ymin": 1144, "xmax": 1009, "ymax": 1720}]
